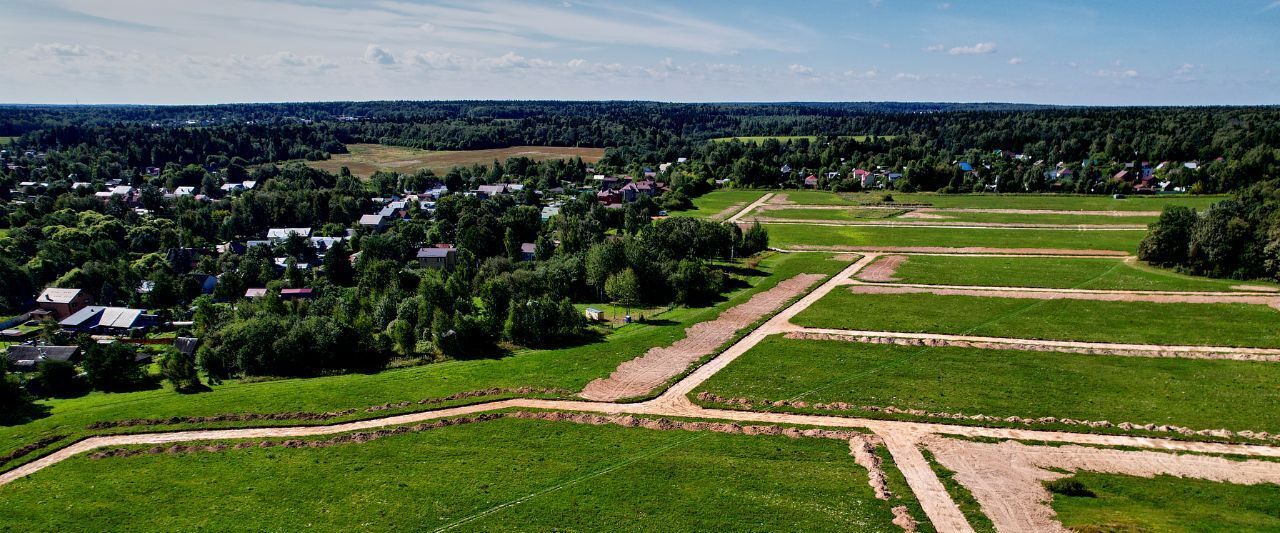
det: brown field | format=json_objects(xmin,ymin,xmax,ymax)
[{"xmin": 305, "ymin": 143, "xmax": 605, "ymax": 178}]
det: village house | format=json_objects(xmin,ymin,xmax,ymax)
[
  {"xmin": 520, "ymin": 242, "xmax": 537, "ymax": 261},
  {"xmin": 59, "ymin": 306, "xmax": 154, "ymax": 334},
  {"xmin": 5, "ymin": 344, "xmax": 82, "ymax": 372},
  {"xmin": 266, "ymin": 227, "xmax": 312, "ymax": 241},
  {"xmin": 358, "ymin": 214, "xmax": 387, "ymax": 231},
  {"xmin": 36, "ymin": 288, "xmax": 93, "ymax": 320},
  {"xmin": 417, "ymin": 246, "xmax": 458, "ymax": 270}
]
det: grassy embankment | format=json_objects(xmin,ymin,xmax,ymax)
[{"xmin": 694, "ymin": 335, "xmax": 1280, "ymax": 433}]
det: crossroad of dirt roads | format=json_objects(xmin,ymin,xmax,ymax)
[{"xmin": 6, "ymin": 193, "xmax": 1280, "ymax": 532}]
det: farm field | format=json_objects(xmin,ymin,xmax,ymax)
[
  {"xmin": 1050, "ymin": 473, "xmax": 1280, "ymax": 532},
  {"xmin": 791, "ymin": 290, "xmax": 1280, "ymax": 347},
  {"xmin": 881, "ymin": 254, "xmax": 1280, "ymax": 292},
  {"xmin": 0, "ymin": 417, "xmax": 913, "ymax": 532},
  {"xmin": 764, "ymin": 223, "xmax": 1146, "ymax": 252},
  {"xmin": 305, "ymin": 143, "xmax": 605, "ymax": 178},
  {"xmin": 0, "ymin": 252, "xmax": 851, "ymax": 464},
  {"xmin": 0, "ymin": 136, "xmax": 15, "ymax": 145},
  {"xmin": 693, "ymin": 335, "xmax": 1280, "ymax": 433},
  {"xmin": 772, "ymin": 190, "xmax": 1225, "ymax": 211},
  {"xmin": 756, "ymin": 207, "xmax": 1156, "ymax": 225},
  {"xmin": 674, "ymin": 189, "xmax": 767, "ymax": 218}
]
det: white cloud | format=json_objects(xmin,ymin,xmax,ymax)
[
  {"xmin": 789, "ymin": 63, "xmax": 816, "ymax": 76},
  {"xmin": 924, "ymin": 44, "xmax": 945, "ymax": 53},
  {"xmin": 1175, "ymin": 63, "xmax": 1195, "ymax": 75},
  {"xmin": 363, "ymin": 44, "xmax": 396, "ymax": 65},
  {"xmin": 949, "ymin": 42, "xmax": 997, "ymax": 55},
  {"xmin": 939, "ymin": 2, "xmax": 952, "ymax": 9},
  {"xmin": 1095, "ymin": 68, "xmax": 1138, "ymax": 78},
  {"xmin": 1008, "ymin": 57, "xmax": 1023, "ymax": 65}
]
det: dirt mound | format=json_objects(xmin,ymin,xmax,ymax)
[
  {"xmin": 855, "ymin": 255, "xmax": 907, "ymax": 282},
  {"xmin": 785, "ymin": 331, "xmax": 1280, "ymax": 362},
  {"xmin": 924, "ymin": 436, "xmax": 1280, "ymax": 532},
  {"xmin": 891, "ymin": 506, "xmax": 918, "ymax": 532},
  {"xmin": 847, "ymin": 284, "xmax": 1280, "ymax": 306},
  {"xmin": 849, "ymin": 438, "xmax": 893, "ymax": 500},
  {"xmin": 0, "ymin": 436, "xmax": 65, "ymax": 469},
  {"xmin": 580, "ymin": 273, "xmax": 825, "ymax": 401},
  {"xmin": 697, "ymin": 390, "xmax": 1279, "ymax": 442}
]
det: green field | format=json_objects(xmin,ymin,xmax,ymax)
[
  {"xmin": 694, "ymin": 336, "xmax": 1280, "ymax": 433},
  {"xmin": 793, "ymin": 290, "xmax": 1280, "ymax": 347},
  {"xmin": 765, "ymin": 223, "xmax": 1146, "ymax": 252},
  {"xmin": 0, "ymin": 253, "xmax": 851, "ymax": 466},
  {"xmin": 0, "ymin": 416, "xmax": 915, "ymax": 532},
  {"xmin": 773, "ymin": 191, "xmax": 1225, "ymax": 211},
  {"xmin": 675, "ymin": 190, "xmax": 768, "ymax": 218},
  {"xmin": 1050, "ymin": 473, "xmax": 1280, "ymax": 532},
  {"xmin": 884, "ymin": 255, "xmax": 1280, "ymax": 292},
  {"xmin": 757, "ymin": 207, "xmax": 1155, "ymax": 226},
  {"xmin": 710, "ymin": 135, "xmax": 892, "ymax": 143},
  {"xmin": 304, "ymin": 143, "xmax": 605, "ymax": 178},
  {"xmin": 0, "ymin": 136, "xmax": 16, "ymax": 145}
]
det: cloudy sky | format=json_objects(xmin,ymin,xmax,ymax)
[{"xmin": 1, "ymin": 0, "xmax": 1277, "ymax": 105}]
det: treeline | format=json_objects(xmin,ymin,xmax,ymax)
[
  {"xmin": 4, "ymin": 102, "xmax": 1278, "ymax": 194},
  {"xmin": 1139, "ymin": 179, "xmax": 1280, "ymax": 280}
]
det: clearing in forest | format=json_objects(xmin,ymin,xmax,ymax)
[{"xmin": 305, "ymin": 143, "xmax": 605, "ymax": 178}]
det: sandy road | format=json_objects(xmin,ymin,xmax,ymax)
[
  {"xmin": 7, "ymin": 249, "xmax": 1280, "ymax": 532},
  {"xmin": 724, "ymin": 192, "xmax": 774, "ymax": 223}
]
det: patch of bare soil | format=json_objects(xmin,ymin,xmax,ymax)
[
  {"xmin": 580, "ymin": 273, "xmax": 825, "ymax": 401},
  {"xmin": 785, "ymin": 331, "xmax": 1280, "ymax": 363},
  {"xmin": 696, "ymin": 391, "xmax": 1279, "ymax": 442},
  {"xmin": 898, "ymin": 209, "xmax": 952, "ymax": 220},
  {"xmin": 768, "ymin": 193, "xmax": 793, "ymax": 204},
  {"xmin": 855, "ymin": 255, "xmax": 907, "ymax": 282},
  {"xmin": 708, "ymin": 202, "xmax": 746, "ymax": 221},
  {"xmin": 891, "ymin": 507, "xmax": 918, "ymax": 532},
  {"xmin": 831, "ymin": 253, "xmax": 861, "ymax": 262},
  {"xmin": 923, "ymin": 435, "xmax": 1280, "ymax": 533},
  {"xmin": 1233, "ymin": 284, "xmax": 1280, "ymax": 293},
  {"xmin": 509, "ymin": 410, "xmax": 868, "ymax": 441},
  {"xmin": 786, "ymin": 245, "xmax": 1130, "ymax": 257},
  {"xmin": 847, "ymin": 284, "xmax": 1280, "ymax": 306}
]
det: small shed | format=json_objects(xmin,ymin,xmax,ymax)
[{"xmin": 584, "ymin": 307, "xmax": 605, "ymax": 322}]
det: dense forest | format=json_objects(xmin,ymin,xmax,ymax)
[
  {"xmin": 1139, "ymin": 178, "xmax": 1280, "ymax": 280},
  {"xmin": 2, "ymin": 101, "xmax": 1277, "ymax": 195}
]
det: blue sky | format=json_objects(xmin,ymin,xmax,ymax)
[{"xmin": 1, "ymin": 0, "xmax": 1277, "ymax": 104}]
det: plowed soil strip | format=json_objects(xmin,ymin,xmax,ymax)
[
  {"xmin": 579, "ymin": 273, "xmax": 825, "ymax": 401},
  {"xmin": 924, "ymin": 435, "xmax": 1280, "ymax": 533},
  {"xmin": 847, "ymin": 283, "xmax": 1280, "ymax": 307},
  {"xmin": 783, "ymin": 245, "xmax": 1130, "ymax": 257},
  {"xmin": 855, "ymin": 255, "xmax": 907, "ymax": 282},
  {"xmin": 787, "ymin": 329, "xmax": 1280, "ymax": 362}
]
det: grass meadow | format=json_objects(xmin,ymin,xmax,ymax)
[
  {"xmin": 0, "ymin": 253, "xmax": 851, "ymax": 468},
  {"xmin": 772, "ymin": 190, "xmax": 1225, "ymax": 211},
  {"xmin": 1050, "ymin": 473, "xmax": 1280, "ymax": 532},
  {"xmin": 0, "ymin": 417, "xmax": 913, "ymax": 532},
  {"xmin": 792, "ymin": 289, "xmax": 1280, "ymax": 347},
  {"xmin": 304, "ymin": 143, "xmax": 604, "ymax": 178},
  {"xmin": 673, "ymin": 189, "xmax": 768, "ymax": 218},
  {"xmin": 757, "ymin": 207, "xmax": 1156, "ymax": 226},
  {"xmin": 694, "ymin": 335, "xmax": 1280, "ymax": 433},
  {"xmin": 764, "ymin": 223, "xmax": 1146, "ymax": 252},
  {"xmin": 882, "ymin": 255, "xmax": 1280, "ymax": 292}
]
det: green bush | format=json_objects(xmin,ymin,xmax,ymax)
[{"xmin": 1047, "ymin": 478, "xmax": 1096, "ymax": 498}]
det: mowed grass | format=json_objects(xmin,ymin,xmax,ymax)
[
  {"xmin": 305, "ymin": 143, "xmax": 605, "ymax": 178},
  {"xmin": 694, "ymin": 336, "xmax": 1280, "ymax": 433},
  {"xmin": 0, "ymin": 136, "xmax": 16, "ymax": 145},
  {"xmin": 675, "ymin": 189, "xmax": 768, "ymax": 218},
  {"xmin": 757, "ymin": 207, "xmax": 1154, "ymax": 225},
  {"xmin": 775, "ymin": 190, "xmax": 1225, "ymax": 211},
  {"xmin": 1050, "ymin": 473, "xmax": 1280, "ymax": 532},
  {"xmin": 793, "ymin": 290, "xmax": 1280, "ymax": 347},
  {"xmin": 0, "ymin": 252, "xmax": 852, "ymax": 464},
  {"xmin": 886, "ymin": 255, "xmax": 1280, "ymax": 292},
  {"xmin": 0, "ymin": 417, "xmax": 909, "ymax": 532},
  {"xmin": 765, "ymin": 223, "xmax": 1145, "ymax": 252}
]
